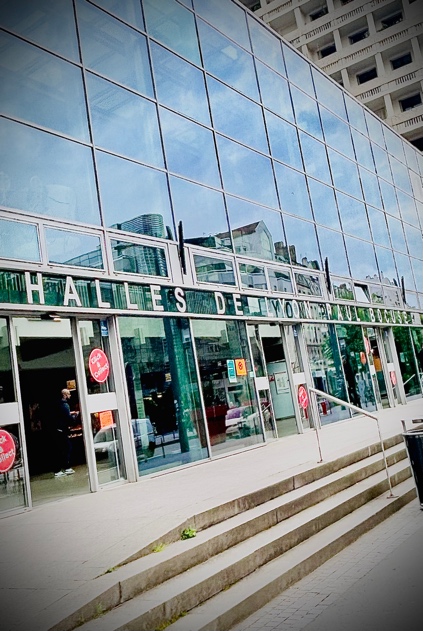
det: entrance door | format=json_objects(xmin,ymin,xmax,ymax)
[
  {"xmin": 13, "ymin": 316, "xmax": 89, "ymax": 505},
  {"xmin": 364, "ymin": 327, "xmax": 390, "ymax": 408}
]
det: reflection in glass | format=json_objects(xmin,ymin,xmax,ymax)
[
  {"xmin": 247, "ymin": 14, "xmax": 285, "ymax": 76},
  {"xmin": 365, "ymin": 111, "xmax": 385, "ymax": 147},
  {"xmin": 379, "ymin": 179, "xmax": 399, "ymax": 216},
  {"xmin": 328, "ymin": 150, "xmax": 362, "ymax": 199},
  {"xmin": 239, "ymin": 263, "xmax": 267, "ymax": 290},
  {"xmin": 336, "ymin": 192, "xmax": 371, "ymax": 240},
  {"xmin": 369, "ymin": 284, "xmax": 384, "ymax": 303},
  {"xmin": 0, "ymin": 118, "xmax": 100, "ymax": 225},
  {"xmin": 390, "ymin": 156, "xmax": 412, "ymax": 194},
  {"xmin": 79, "ymin": 320, "xmax": 111, "ymax": 395},
  {"xmin": 411, "ymin": 257, "xmax": 423, "ymax": 294},
  {"xmin": 397, "ymin": 190, "xmax": 418, "ymax": 226},
  {"xmin": 411, "ymin": 328, "xmax": 423, "ymax": 392},
  {"xmin": 332, "ymin": 279, "xmax": 354, "ymax": 301},
  {"xmin": 345, "ymin": 95, "xmax": 367, "ymax": 134},
  {"xmin": 111, "ymin": 240, "xmax": 168, "ymax": 277},
  {"xmin": 274, "ymin": 164, "xmax": 312, "ymax": 220},
  {"xmin": 89, "ymin": 0, "xmax": 144, "ymax": 28},
  {"xmin": 265, "ymin": 112, "xmax": 302, "ymax": 169},
  {"xmin": 308, "ymin": 179, "xmax": 340, "ymax": 229},
  {"xmin": 317, "ymin": 227, "xmax": 349, "ymax": 277},
  {"xmin": 192, "ymin": 319, "xmax": 263, "ymax": 455},
  {"xmin": 0, "ymin": 319, "xmax": 15, "ymax": 403},
  {"xmin": 0, "ymin": 423, "xmax": 27, "ymax": 513},
  {"xmin": 345, "ymin": 236, "xmax": 378, "ymax": 281},
  {"xmin": 312, "ymin": 68, "xmax": 347, "ymax": 120},
  {"xmin": 374, "ymin": 245, "xmax": 398, "ymax": 286},
  {"xmin": 169, "ymin": 176, "xmax": 230, "ymax": 251},
  {"xmin": 336, "ymin": 324, "xmax": 376, "ymax": 412},
  {"xmin": 351, "ymin": 130, "xmax": 375, "ymax": 171},
  {"xmin": 267, "ymin": 268, "xmax": 293, "ymax": 293},
  {"xmin": 144, "ymin": 0, "xmax": 200, "ymax": 64},
  {"xmin": 193, "ymin": 0, "xmax": 250, "ymax": 50},
  {"xmin": 194, "ymin": 254, "xmax": 236, "ymax": 285},
  {"xmin": 294, "ymin": 272, "xmax": 322, "ymax": 296},
  {"xmin": 283, "ymin": 215, "xmax": 320, "ymax": 269},
  {"xmin": 320, "ymin": 107, "xmax": 354, "ymax": 159},
  {"xmin": 387, "ymin": 216, "xmax": 407, "ymax": 253},
  {"xmin": 76, "ymin": 0, "xmax": 153, "ymax": 96},
  {"xmin": 384, "ymin": 127, "xmax": 405, "ymax": 162},
  {"xmin": 394, "ymin": 252, "xmax": 416, "ymax": 292},
  {"xmin": 299, "ymin": 132, "xmax": 331, "ymax": 184},
  {"xmin": 367, "ymin": 207, "xmax": 391, "ymax": 248},
  {"xmin": 0, "ymin": 218, "xmax": 40, "ymax": 262},
  {"xmin": 216, "ymin": 135, "xmax": 278, "ymax": 208},
  {"xmin": 119, "ymin": 316, "xmax": 208, "ymax": 474},
  {"xmin": 45, "ymin": 228, "xmax": 103, "ymax": 269},
  {"xmin": 359, "ymin": 168, "xmax": 382, "ymax": 208},
  {"xmin": 198, "ymin": 20, "xmax": 258, "ymax": 100},
  {"xmin": 290, "ymin": 86, "xmax": 323, "ymax": 140},
  {"xmin": 283, "ymin": 45, "xmax": 314, "ymax": 95},
  {"xmin": 91, "ymin": 409, "xmax": 125, "ymax": 485},
  {"xmin": 160, "ymin": 108, "xmax": 221, "ymax": 187},
  {"xmin": 0, "ymin": 32, "xmax": 89, "ymax": 141},
  {"xmin": 383, "ymin": 286, "xmax": 402, "ymax": 308},
  {"xmin": 96, "ymin": 151, "xmax": 173, "ymax": 238},
  {"xmin": 256, "ymin": 61, "xmax": 294, "ymax": 123},
  {"xmin": 393, "ymin": 327, "xmax": 420, "ymax": 397},
  {"xmin": 87, "ymin": 74, "xmax": 163, "ymax": 167},
  {"xmin": 372, "ymin": 145, "xmax": 392, "ymax": 183}
]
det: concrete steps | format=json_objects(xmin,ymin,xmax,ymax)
[{"xmin": 50, "ymin": 435, "xmax": 415, "ymax": 631}]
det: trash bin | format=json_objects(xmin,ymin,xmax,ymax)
[{"xmin": 402, "ymin": 427, "xmax": 423, "ymax": 510}]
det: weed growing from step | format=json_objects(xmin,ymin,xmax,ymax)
[
  {"xmin": 181, "ymin": 526, "xmax": 196, "ymax": 540},
  {"xmin": 152, "ymin": 542, "xmax": 167, "ymax": 552},
  {"xmin": 155, "ymin": 611, "xmax": 187, "ymax": 630}
]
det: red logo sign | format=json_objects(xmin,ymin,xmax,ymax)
[
  {"xmin": 89, "ymin": 348, "xmax": 110, "ymax": 383},
  {"xmin": 0, "ymin": 429, "xmax": 17, "ymax": 473},
  {"xmin": 390, "ymin": 371, "xmax": 397, "ymax": 386},
  {"xmin": 235, "ymin": 358, "xmax": 247, "ymax": 376},
  {"xmin": 298, "ymin": 385, "xmax": 309, "ymax": 410}
]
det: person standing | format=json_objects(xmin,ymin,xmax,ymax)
[{"xmin": 54, "ymin": 388, "xmax": 77, "ymax": 477}]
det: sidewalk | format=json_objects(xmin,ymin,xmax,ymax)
[{"xmin": 1, "ymin": 399, "xmax": 422, "ymax": 631}]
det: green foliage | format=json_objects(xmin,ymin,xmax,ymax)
[
  {"xmin": 152, "ymin": 542, "xmax": 167, "ymax": 553},
  {"xmin": 180, "ymin": 527, "xmax": 197, "ymax": 540}
]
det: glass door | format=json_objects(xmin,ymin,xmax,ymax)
[
  {"xmin": 247, "ymin": 323, "xmax": 277, "ymax": 440},
  {"xmin": 364, "ymin": 327, "xmax": 390, "ymax": 408}
]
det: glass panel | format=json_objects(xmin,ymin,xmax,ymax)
[
  {"xmin": 247, "ymin": 14, "xmax": 285, "ymax": 76},
  {"xmin": 193, "ymin": 254, "xmax": 236, "ymax": 285},
  {"xmin": 267, "ymin": 268, "xmax": 293, "ymax": 293},
  {"xmin": 375, "ymin": 245, "xmax": 398, "ymax": 285},
  {"xmin": 256, "ymin": 61, "xmax": 294, "ymax": 123},
  {"xmin": 345, "ymin": 94, "xmax": 367, "ymax": 134},
  {"xmin": 216, "ymin": 135, "xmax": 278, "ymax": 208},
  {"xmin": 351, "ymin": 130, "xmax": 375, "ymax": 171},
  {"xmin": 193, "ymin": 0, "xmax": 250, "ymax": 50},
  {"xmin": 411, "ymin": 258, "xmax": 423, "ymax": 294},
  {"xmin": 265, "ymin": 111, "xmax": 302, "ymax": 169},
  {"xmin": 320, "ymin": 107, "xmax": 354, "ymax": 159},
  {"xmin": 393, "ymin": 327, "xmax": 420, "ymax": 397},
  {"xmin": 336, "ymin": 324, "xmax": 376, "ymax": 412},
  {"xmin": 169, "ymin": 176, "xmax": 230, "ymax": 251},
  {"xmin": 283, "ymin": 215, "xmax": 321, "ymax": 269},
  {"xmin": 76, "ymin": 0, "xmax": 153, "ymax": 96},
  {"xmin": 316, "ymin": 227, "xmax": 349, "ymax": 277},
  {"xmin": 379, "ymin": 179, "xmax": 399, "ymax": 216},
  {"xmin": 359, "ymin": 168, "xmax": 382, "ymax": 208},
  {"xmin": 304, "ymin": 322, "xmax": 350, "ymax": 425},
  {"xmin": 367, "ymin": 207, "xmax": 391, "ymax": 248},
  {"xmin": 110, "ymin": 239, "xmax": 168, "ymax": 276},
  {"xmin": 79, "ymin": 320, "xmax": 111, "ymax": 394},
  {"xmin": 312, "ymin": 68, "xmax": 347, "ymax": 120},
  {"xmin": 91, "ymin": 409, "xmax": 125, "ymax": 484},
  {"xmin": 364, "ymin": 327, "xmax": 388, "ymax": 407},
  {"xmin": 336, "ymin": 192, "xmax": 371, "ymax": 240},
  {"xmin": 333, "ymin": 278, "xmax": 354, "ymax": 301},
  {"xmin": 0, "ymin": 423, "xmax": 27, "ymax": 513},
  {"xmin": 274, "ymin": 164, "xmax": 312, "ymax": 220},
  {"xmin": 239, "ymin": 263, "xmax": 267, "ymax": 290},
  {"xmin": 328, "ymin": 150, "xmax": 362, "ymax": 199},
  {"xmin": 150, "ymin": 43, "xmax": 210, "ymax": 125},
  {"xmin": 290, "ymin": 86, "xmax": 323, "ymax": 140},
  {"xmin": 372, "ymin": 145, "xmax": 392, "ymax": 182},
  {"xmin": 143, "ymin": 0, "xmax": 200, "ymax": 64},
  {"xmin": 387, "ymin": 216, "xmax": 407, "ymax": 253},
  {"xmin": 404, "ymin": 144, "xmax": 419, "ymax": 173},
  {"xmin": 0, "ymin": 0, "xmax": 79, "ymax": 61},
  {"xmin": 345, "ymin": 237, "xmax": 378, "ymax": 281},
  {"xmin": 160, "ymin": 108, "xmax": 220, "ymax": 187},
  {"xmin": 295, "ymin": 272, "xmax": 322, "ymax": 296},
  {"xmin": 283, "ymin": 44, "xmax": 314, "ymax": 95},
  {"xmin": 299, "ymin": 132, "xmax": 331, "ymax": 184},
  {"xmin": 0, "ymin": 118, "xmax": 100, "ymax": 225},
  {"xmin": 0, "ymin": 318, "xmax": 15, "ymax": 403},
  {"xmin": 96, "ymin": 151, "xmax": 173, "ymax": 238},
  {"xmin": 45, "ymin": 228, "xmax": 103, "ymax": 269},
  {"xmin": 0, "ymin": 218, "xmax": 40, "ymax": 262},
  {"xmin": 411, "ymin": 328, "xmax": 423, "ymax": 393},
  {"xmin": 397, "ymin": 190, "xmax": 418, "ymax": 225},
  {"xmin": 119, "ymin": 316, "xmax": 208, "ymax": 474},
  {"xmin": 369, "ymin": 284, "xmax": 384, "ymax": 303},
  {"xmin": 390, "ymin": 156, "xmax": 412, "ymax": 194},
  {"xmin": 395, "ymin": 252, "xmax": 416, "ymax": 291},
  {"xmin": 192, "ymin": 319, "xmax": 263, "ymax": 455},
  {"xmin": 87, "ymin": 74, "xmax": 163, "ymax": 167},
  {"xmin": 89, "ymin": 0, "xmax": 144, "ymax": 29},
  {"xmin": 0, "ymin": 32, "xmax": 89, "ymax": 140},
  {"xmin": 308, "ymin": 179, "xmax": 340, "ymax": 229},
  {"xmin": 226, "ymin": 196, "xmax": 287, "ymax": 263},
  {"xmin": 384, "ymin": 127, "xmax": 405, "ymax": 163},
  {"xmin": 198, "ymin": 20, "xmax": 258, "ymax": 100},
  {"xmin": 365, "ymin": 111, "xmax": 385, "ymax": 147}
]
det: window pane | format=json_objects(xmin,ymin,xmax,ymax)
[
  {"xmin": 320, "ymin": 107, "xmax": 354, "ymax": 159},
  {"xmin": 372, "ymin": 145, "xmax": 392, "ymax": 182},
  {"xmin": 283, "ymin": 215, "xmax": 320, "ymax": 269},
  {"xmin": 89, "ymin": 0, "xmax": 144, "ymax": 29},
  {"xmin": 193, "ymin": 0, "xmax": 250, "ymax": 50},
  {"xmin": 390, "ymin": 156, "xmax": 412, "ymax": 194},
  {"xmin": 351, "ymin": 130, "xmax": 375, "ymax": 171},
  {"xmin": 383, "ymin": 127, "xmax": 405, "ymax": 163},
  {"xmin": 169, "ymin": 176, "xmax": 230, "ymax": 251},
  {"xmin": 267, "ymin": 268, "xmax": 292, "ymax": 292},
  {"xmin": 111, "ymin": 240, "xmax": 167, "ymax": 276},
  {"xmin": 328, "ymin": 150, "xmax": 362, "ymax": 199},
  {"xmin": 365, "ymin": 111, "xmax": 385, "ymax": 147},
  {"xmin": 291, "ymin": 86, "xmax": 323, "ymax": 139},
  {"xmin": 0, "ymin": 0, "xmax": 79, "ymax": 61},
  {"xmin": 345, "ymin": 236, "xmax": 378, "ymax": 280},
  {"xmin": 256, "ymin": 61, "xmax": 294, "ymax": 123},
  {"xmin": 265, "ymin": 112, "xmax": 302, "ymax": 169},
  {"xmin": 316, "ymin": 227, "xmax": 349, "ymax": 276},
  {"xmin": 96, "ymin": 151, "xmax": 173, "ymax": 237},
  {"xmin": 150, "ymin": 43, "xmax": 210, "ymax": 125},
  {"xmin": 0, "ymin": 218, "xmax": 40, "ymax": 262},
  {"xmin": 374, "ymin": 245, "xmax": 397, "ymax": 285},
  {"xmin": 367, "ymin": 206, "xmax": 391, "ymax": 247},
  {"xmin": 397, "ymin": 190, "xmax": 418, "ymax": 225},
  {"xmin": 295, "ymin": 272, "xmax": 322, "ymax": 296},
  {"xmin": 198, "ymin": 20, "xmax": 258, "ymax": 100},
  {"xmin": 143, "ymin": 0, "xmax": 200, "ymax": 64},
  {"xmin": 239, "ymin": 263, "xmax": 267, "ymax": 290},
  {"xmin": 308, "ymin": 179, "xmax": 340, "ymax": 229},
  {"xmin": 380, "ymin": 179, "xmax": 399, "ymax": 216},
  {"xmin": 345, "ymin": 94, "xmax": 367, "ymax": 133},
  {"xmin": 411, "ymin": 258, "xmax": 423, "ymax": 292},
  {"xmin": 274, "ymin": 164, "xmax": 312, "ymax": 220},
  {"xmin": 299, "ymin": 132, "xmax": 331, "ymax": 184},
  {"xmin": 160, "ymin": 108, "xmax": 220, "ymax": 187},
  {"xmin": 283, "ymin": 44, "xmax": 314, "ymax": 95},
  {"xmin": 312, "ymin": 68, "xmax": 347, "ymax": 120},
  {"xmin": 395, "ymin": 252, "xmax": 416, "ymax": 291},
  {"xmin": 87, "ymin": 74, "xmax": 163, "ymax": 167},
  {"xmin": 76, "ymin": 0, "xmax": 153, "ymax": 96},
  {"xmin": 404, "ymin": 224, "xmax": 423, "ymax": 261},
  {"xmin": 0, "ymin": 32, "xmax": 89, "ymax": 140},
  {"xmin": 217, "ymin": 135, "xmax": 278, "ymax": 208},
  {"xmin": 359, "ymin": 168, "xmax": 382, "ymax": 208},
  {"xmin": 194, "ymin": 254, "xmax": 236, "ymax": 285},
  {"xmin": 387, "ymin": 216, "xmax": 407, "ymax": 253},
  {"xmin": 247, "ymin": 14, "xmax": 285, "ymax": 76},
  {"xmin": 336, "ymin": 192, "xmax": 371, "ymax": 240},
  {"xmin": 0, "ymin": 118, "xmax": 100, "ymax": 224},
  {"xmin": 45, "ymin": 228, "xmax": 103, "ymax": 269}
]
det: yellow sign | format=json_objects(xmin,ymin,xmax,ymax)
[{"xmin": 235, "ymin": 358, "xmax": 247, "ymax": 376}]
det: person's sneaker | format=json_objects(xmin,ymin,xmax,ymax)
[
  {"xmin": 65, "ymin": 468, "xmax": 75, "ymax": 475},
  {"xmin": 54, "ymin": 471, "xmax": 66, "ymax": 477}
]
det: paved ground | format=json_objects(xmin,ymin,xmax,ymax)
[{"xmin": 231, "ymin": 499, "xmax": 423, "ymax": 631}]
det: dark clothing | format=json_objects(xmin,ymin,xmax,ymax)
[
  {"xmin": 54, "ymin": 398, "xmax": 74, "ymax": 472},
  {"xmin": 57, "ymin": 399, "xmax": 74, "ymax": 433}
]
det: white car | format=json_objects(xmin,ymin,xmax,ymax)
[{"xmin": 93, "ymin": 419, "xmax": 155, "ymax": 458}]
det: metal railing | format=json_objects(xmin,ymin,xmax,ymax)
[{"xmin": 308, "ymin": 387, "xmax": 395, "ymax": 498}]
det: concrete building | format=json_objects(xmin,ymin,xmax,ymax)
[{"xmin": 241, "ymin": 0, "xmax": 423, "ymax": 150}]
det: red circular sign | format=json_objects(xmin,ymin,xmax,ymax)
[
  {"xmin": 390, "ymin": 371, "xmax": 397, "ymax": 386},
  {"xmin": 89, "ymin": 348, "xmax": 110, "ymax": 383},
  {"xmin": 298, "ymin": 385, "xmax": 309, "ymax": 410},
  {"xmin": 364, "ymin": 336, "xmax": 371, "ymax": 355},
  {"xmin": 0, "ymin": 429, "xmax": 17, "ymax": 473}
]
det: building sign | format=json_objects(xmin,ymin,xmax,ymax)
[
  {"xmin": 0, "ymin": 429, "xmax": 17, "ymax": 473},
  {"xmin": 227, "ymin": 359, "xmax": 237, "ymax": 383},
  {"xmin": 298, "ymin": 386, "xmax": 309, "ymax": 410},
  {"xmin": 235, "ymin": 358, "xmax": 247, "ymax": 376},
  {"xmin": 89, "ymin": 348, "xmax": 110, "ymax": 383},
  {"xmin": 0, "ymin": 269, "xmax": 421, "ymax": 327}
]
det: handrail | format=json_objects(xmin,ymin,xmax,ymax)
[{"xmin": 308, "ymin": 387, "xmax": 395, "ymax": 498}]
